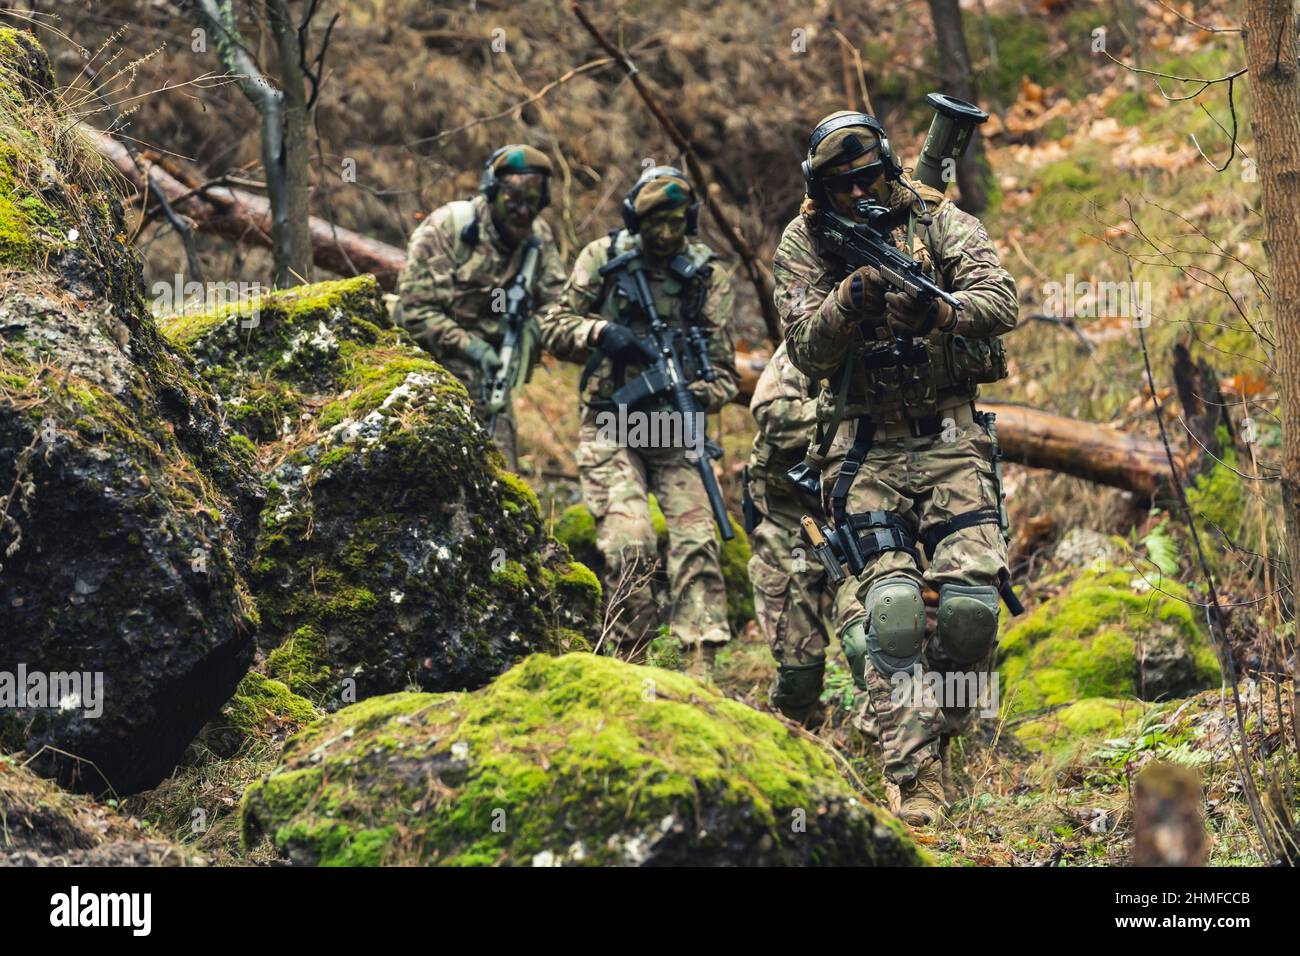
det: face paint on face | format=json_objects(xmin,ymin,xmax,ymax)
[
  {"xmin": 823, "ymin": 150, "xmax": 888, "ymax": 222},
  {"xmin": 640, "ymin": 206, "xmax": 689, "ymax": 259},
  {"xmin": 492, "ymin": 172, "xmax": 545, "ymax": 242}
]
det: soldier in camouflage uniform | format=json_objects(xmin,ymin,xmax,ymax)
[
  {"xmin": 745, "ymin": 341, "xmax": 836, "ymax": 723},
  {"xmin": 397, "ymin": 144, "xmax": 567, "ymax": 470},
  {"xmin": 776, "ymin": 112, "xmax": 1018, "ymax": 825},
  {"xmin": 540, "ymin": 167, "xmax": 738, "ymax": 672}
]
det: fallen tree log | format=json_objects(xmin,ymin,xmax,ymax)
[
  {"xmin": 88, "ymin": 129, "xmax": 1183, "ymax": 499},
  {"xmin": 88, "ymin": 128, "xmax": 406, "ymax": 289},
  {"xmin": 981, "ymin": 401, "xmax": 1181, "ymax": 498}
]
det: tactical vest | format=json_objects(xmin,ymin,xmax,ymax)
[
  {"xmin": 816, "ymin": 198, "xmax": 1008, "ymax": 425},
  {"xmin": 584, "ymin": 230, "xmax": 717, "ymax": 401}
]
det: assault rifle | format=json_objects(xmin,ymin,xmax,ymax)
[
  {"xmin": 485, "ymin": 237, "xmax": 541, "ymax": 433},
  {"xmin": 598, "ymin": 249, "xmax": 734, "ymax": 541},
  {"xmin": 785, "ymin": 206, "xmax": 965, "ymax": 498},
  {"xmin": 814, "ymin": 203, "xmax": 964, "ymax": 325}
]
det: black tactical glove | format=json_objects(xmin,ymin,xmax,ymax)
[{"xmin": 597, "ymin": 323, "xmax": 658, "ymax": 364}]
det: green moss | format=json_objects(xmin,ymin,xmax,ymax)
[
  {"xmin": 228, "ymin": 432, "xmax": 256, "ymax": 458},
  {"xmin": 491, "ymin": 559, "xmax": 530, "ymax": 593},
  {"xmin": 223, "ymin": 672, "xmax": 319, "ymax": 738},
  {"xmin": 240, "ymin": 653, "xmax": 925, "ymax": 866},
  {"xmin": 316, "ymin": 347, "xmax": 452, "ymax": 430},
  {"xmin": 0, "ymin": 187, "xmax": 62, "ymax": 268},
  {"xmin": 159, "ymin": 274, "xmax": 385, "ymax": 349},
  {"xmin": 554, "ymin": 504, "xmax": 598, "ymax": 568},
  {"xmin": 1015, "ymin": 697, "xmax": 1148, "ymax": 756},
  {"xmin": 494, "ymin": 468, "xmax": 541, "ymax": 517},
  {"xmin": 265, "ymin": 625, "xmax": 333, "ymax": 699},
  {"xmin": 555, "ymin": 561, "xmax": 601, "ymax": 605},
  {"xmin": 998, "ymin": 570, "xmax": 1218, "ymax": 713},
  {"xmin": 546, "ymin": 626, "xmax": 593, "ymax": 653}
]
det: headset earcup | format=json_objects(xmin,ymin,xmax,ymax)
[
  {"xmin": 480, "ymin": 145, "xmax": 505, "ymax": 196},
  {"xmin": 622, "ymin": 197, "xmax": 639, "ymax": 234}
]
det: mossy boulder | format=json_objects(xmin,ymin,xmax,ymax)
[
  {"xmin": 239, "ymin": 653, "xmax": 924, "ymax": 866},
  {"xmin": 0, "ymin": 753, "xmax": 196, "ymax": 865},
  {"xmin": 554, "ymin": 500, "xmax": 753, "ymax": 634},
  {"xmin": 1014, "ymin": 697, "xmax": 1149, "ymax": 757},
  {"xmin": 161, "ymin": 277, "xmax": 599, "ymax": 704},
  {"xmin": 0, "ymin": 31, "xmax": 263, "ymax": 794},
  {"xmin": 998, "ymin": 571, "xmax": 1220, "ymax": 715}
]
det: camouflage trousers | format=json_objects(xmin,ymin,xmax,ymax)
[
  {"xmin": 747, "ymin": 475, "xmax": 834, "ymax": 668},
  {"xmin": 576, "ymin": 413, "xmax": 730, "ymax": 652},
  {"xmin": 443, "ymin": 355, "xmax": 519, "ymax": 472},
  {"xmin": 816, "ymin": 410, "xmax": 1008, "ymax": 784}
]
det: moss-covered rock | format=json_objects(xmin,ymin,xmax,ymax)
[
  {"xmin": 0, "ymin": 753, "xmax": 197, "ymax": 865},
  {"xmin": 196, "ymin": 672, "xmax": 320, "ymax": 759},
  {"xmin": 998, "ymin": 571, "xmax": 1220, "ymax": 715},
  {"xmin": 162, "ymin": 276, "xmax": 599, "ymax": 704},
  {"xmin": 719, "ymin": 514, "xmax": 754, "ymax": 629},
  {"xmin": 0, "ymin": 31, "xmax": 262, "ymax": 794},
  {"xmin": 239, "ymin": 653, "xmax": 925, "ymax": 866},
  {"xmin": 553, "ymin": 500, "xmax": 754, "ymax": 635},
  {"xmin": 1015, "ymin": 697, "xmax": 1149, "ymax": 757}
]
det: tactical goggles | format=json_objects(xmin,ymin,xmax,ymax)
[
  {"xmin": 499, "ymin": 176, "xmax": 545, "ymax": 209},
  {"xmin": 821, "ymin": 162, "xmax": 886, "ymax": 195}
]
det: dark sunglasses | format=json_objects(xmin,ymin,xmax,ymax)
[
  {"xmin": 499, "ymin": 181, "xmax": 544, "ymax": 207},
  {"xmin": 822, "ymin": 163, "xmax": 885, "ymax": 195}
]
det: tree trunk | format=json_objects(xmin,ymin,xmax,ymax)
[
  {"xmin": 90, "ymin": 129, "xmax": 404, "ymax": 287},
  {"xmin": 926, "ymin": 0, "xmax": 990, "ymax": 212},
  {"xmin": 1245, "ymin": 0, "xmax": 1300, "ymax": 741},
  {"xmin": 182, "ymin": 0, "xmax": 312, "ymax": 287},
  {"xmin": 266, "ymin": 0, "xmax": 314, "ymax": 286}
]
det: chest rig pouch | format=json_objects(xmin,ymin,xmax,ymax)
[{"xmin": 944, "ymin": 333, "xmax": 1008, "ymax": 386}]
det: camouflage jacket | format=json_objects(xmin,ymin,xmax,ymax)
[
  {"xmin": 747, "ymin": 340, "xmax": 818, "ymax": 510},
  {"xmin": 397, "ymin": 193, "xmax": 567, "ymax": 360},
  {"xmin": 539, "ymin": 229, "xmax": 739, "ymax": 413},
  {"xmin": 775, "ymin": 183, "xmax": 1018, "ymax": 424}
]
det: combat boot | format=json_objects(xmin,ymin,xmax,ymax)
[{"xmin": 897, "ymin": 757, "xmax": 949, "ymax": 827}]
